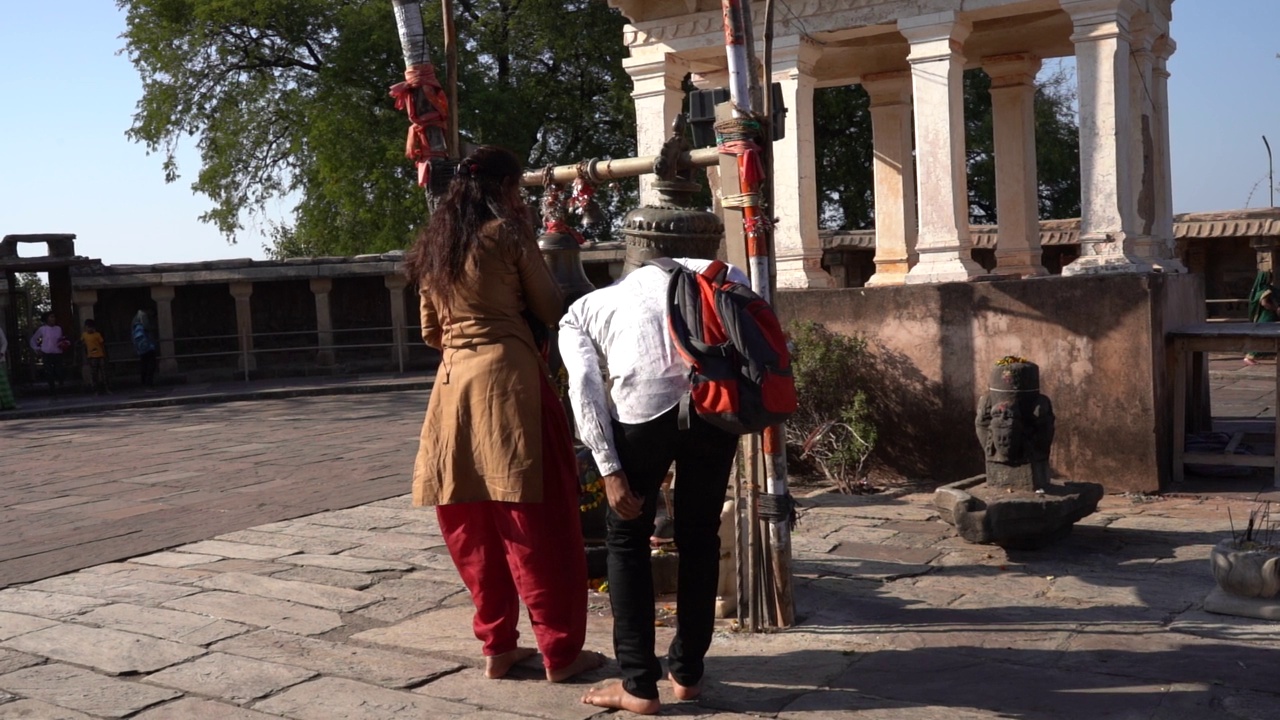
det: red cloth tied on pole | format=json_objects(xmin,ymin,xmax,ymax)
[{"xmin": 389, "ymin": 63, "xmax": 451, "ymax": 186}]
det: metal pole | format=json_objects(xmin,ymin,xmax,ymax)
[
  {"xmin": 1265, "ymin": 136, "xmax": 1274, "ymax": 207},
  {"xmin": 518, "ymin": 148, "xmax": 720, "ymax": 187}
]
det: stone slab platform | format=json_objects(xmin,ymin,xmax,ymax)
[{"xmin": 2, "ymin": 381, "xmax": 1278, "ymax": 718}]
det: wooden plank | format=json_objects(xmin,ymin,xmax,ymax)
[{"xmin": 1181, "ymin": 453, "xmax": 1278, "ymax": 468}]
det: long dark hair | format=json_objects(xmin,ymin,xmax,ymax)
[{"xmin": 404, "ymin": 146, "xmax": 532, "ymax": 297}]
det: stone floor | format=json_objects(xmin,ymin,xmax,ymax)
[{"xmin": 0, "ymin": 379, "xmax": 1278, "ymax": 718}]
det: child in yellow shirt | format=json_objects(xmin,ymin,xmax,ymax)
[{"xmin": 81, "ymin": 320, "xmax": 110, "ymax": 394}]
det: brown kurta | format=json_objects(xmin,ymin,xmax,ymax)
[{"xmin": 412, "ymin": 220, "xmax": 564, "ymax": 506}]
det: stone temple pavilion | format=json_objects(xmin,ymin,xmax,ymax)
[{"xmin": 607, "ymin": 0, "xmax": 1183, "ymax": 288}]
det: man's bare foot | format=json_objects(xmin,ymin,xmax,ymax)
[
  {"xmin": 580, "ymin": 680, "xmax": 660, "ymax": 715},
  {"xmin": 546, "ymin": 650, "xmax": 605, "ymax": 682},
  {"xmin": 486, "ymin": 647, "xmax": 536, "ymax": 679},
  {"xmin": 669, "ymin": 672, "xmax": 703, "ymax": 700}
]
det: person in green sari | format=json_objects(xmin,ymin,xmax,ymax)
[
  {"xmin": 1245, "ymin": 269, "xmax": 1278, "ymax": 366},
  {"xmin": 0, "ymin": 326, "xmax": 16, "ymax": 410}
]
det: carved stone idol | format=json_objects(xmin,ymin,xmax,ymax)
[
  {"xmin": 935, "ymin": 357, "xmax": 1102, "ymax": 549},
  {"xmin": 974, "ymin": 359, "xmax": 1055, "ymax": 492}
]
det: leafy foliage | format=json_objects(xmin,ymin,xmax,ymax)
[
  {"xmin": 786, "ymin": 321, "xmax": 877, "ymax": 493},
  {"xmin": 118, "ymin": 0, "xmax": 635, "ymax": 258},
  {"xmin": 15, "ymin": 274, "xmax": 51, "ymax": 317},
  {"xmin": 815, "ymin": 63, "xmax": 1081, "ymax": 230}
]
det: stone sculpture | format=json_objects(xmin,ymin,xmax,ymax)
[{"xmin": 935, "ymin": 357, "xmax": 1103, "ymax": 549}]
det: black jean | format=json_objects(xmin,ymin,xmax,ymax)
[
  {"xmin": 40, "ymin": 352, "xmax": 63, "ymax": 391},
  {"xmin": 606, "ymin": 405, "xmax": 739, "ymax": 700}
]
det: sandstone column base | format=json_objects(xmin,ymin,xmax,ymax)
[{"xmin": 904, "ymin": 254, "xmax": 985, "ymax": 284}]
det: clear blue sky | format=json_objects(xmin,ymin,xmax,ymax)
[{"xmin": 2, "ymin": 2, "xmax": 1278, "ymax": 265}]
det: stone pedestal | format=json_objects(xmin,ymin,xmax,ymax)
[
  {"xmin": 385, "ymin": 275, "xmax": 408, "ymax": 372},
  {"xmin": 935, "ymin": 475, "xmax": 1104, "ymax": 549},
  {"xmin": 229, "ymin": 281, "xmax": 256, "ymax": 373},
  {"xmin": 310, "ymin": 278, "xmax": 335, "ymax": 367}
]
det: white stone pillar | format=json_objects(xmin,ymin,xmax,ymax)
[
  {"xmin": 310, "ymin": 277, "xmax": 335, "ymax": 366},
  {"xmin": 229, "ymin": 281, "xmax": 256, "ymax": 373},
  {"xmin": 150, "ymin": 285, "xmax": 178, "ymax": 374},
  {"xmin": 71, "ymin": 289, "xmax": 97, "ymax": 325},
  {"xmin": 899, "ymin": 12, "xmax": 984, "ymax": 284},
  {"xmin": 1152, "ymin": 34, "xmax": 1183, "ymax": 270},
  {"xmin": 385, "ymin": 275, "xmax": 408, "ymax": 372},
  {"xmin": 1061, "ymin": 0, "xmax": 1152, "ymax": 275},
  {"xmin": 863, "ymin": 71, "xmax": 918, "ymax": 287},
  {"xmin": 983, "ymin": 53, "xmax": 1048, "ymax": 277},
  {"xmin": 624, "ymin": 52, "xmax": 689, "ymax": 205},
  {"xmin": 772, "ymin": 36, "xmax": 834, "ymax": 289}
]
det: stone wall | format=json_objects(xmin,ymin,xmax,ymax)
[{"xmin": 775, "ymin": 272, "xmax": 1204, "ymax": 494}]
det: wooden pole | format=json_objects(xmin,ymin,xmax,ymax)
[{"xmin": 442, "ymin": 0, "xmax": 460, "ymax": 157}]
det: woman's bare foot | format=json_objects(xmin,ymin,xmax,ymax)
[
  {"xmin": 669, "ymin": 672, "xmax": 703, "ymax": 700},
  {"xmin": 546, "ymin": 650, "xmax": 605, "ymax": 682},
  {"xmin": 581, "ymin": 680, "xmax": 661, "ymax": 714},
  {"xmin": 485, "ymin": 647, "xmax": 536, "ymax": 679}
]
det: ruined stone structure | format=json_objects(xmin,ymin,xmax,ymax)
[{"xmin": 607, "ymin": 0, "xmax": 1183, "ymax": 288}]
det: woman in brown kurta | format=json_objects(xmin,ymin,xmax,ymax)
[{"xmin": 405, "ymin": 146, "xmax": 601, "ymax": 682}]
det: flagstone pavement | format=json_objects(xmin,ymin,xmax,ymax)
[{"xmin": 1, "ymin": 388, "xmax": 1279, "ymax": 718}]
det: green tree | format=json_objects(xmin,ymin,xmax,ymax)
[
  {"xmin": 814, "ymin": 63, "xmax": 1081, "ymax": 230},
  {"xmin": 15, "ymin": 274, "xmax": 50, "ymax": 317},
  {"xmin": 118, "ymin": 0, "xmax": 635, "ymax": 258}
]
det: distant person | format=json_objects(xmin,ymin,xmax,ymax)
[
  {"xmin": 29, "ymin": 312, "xmax": 68, "ymax": 394},
  {"xmin": 81, "ymin": 319, "xmax": 110, "ymax": 394},
  {"xmin": 1245, "ymin": 270, "xmax": 1278, "ymax": 366},
  {"xmin": 404, "ymin": 145, "xmax": 602, "ymax": 682},
  {"xmin": 131, "ymin": 310, "xmax": 158, "ymax": 387},
  {"xmin": 0, "ymin": 325, "xmax": 16, "ymax": 410}
]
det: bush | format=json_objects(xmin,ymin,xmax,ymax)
[{"xmin": 786, "ymin": 321, "xmax": 877, "ymax": 493}]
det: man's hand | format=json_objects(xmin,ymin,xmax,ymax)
[{"xmin": 602, "ymin": 471, "xmax": 643, "ymax": 521}]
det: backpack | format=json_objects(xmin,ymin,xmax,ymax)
[{"xmin": 645, "ymin": 258, "xmax": 797, "ymax": 434}]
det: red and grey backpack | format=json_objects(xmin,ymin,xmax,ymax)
[{"xmin": 645, "ymin": 258, "xmax": 797, "ymax": 434}]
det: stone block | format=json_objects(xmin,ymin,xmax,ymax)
[
  {"xmin": 195, "ymin": 572, "xmax": 381, "ymax": 612},
  {"xmin": 214, "ymin": 530, "xmax": 357, "ymax": 555},
  {"xmin": 128, "ymin": 552, "xmax": 225, "ymax": 568},
  {"xmin": 2, "ymin": 624, "xmax": 203, "ymax": 675},
  {"xmin": 415, "ymin": 668, "xmax": 605, "ymax": 720},
  {"xmin": 279, "ymin": 553, "xmax": 412, "ymax": 573},
  {"xmin": 0, "ymin": 613, "xmax": 58, "ymax": 642},
  {"xmin": 175, "ymin": 541, "xmax": 298, "ymax": 561},
  {"xmin": 212, "ymin": 629, "xmax": 461, "ymax": 688},
  {"xmin": 163, "ymin": 591, "xmax": 343, "ymax": 636},
  {"xmin": 271, "ymin": 566, "xmax": 375, "ymax": 590},
  {"xmin": 0, "ymin": 664, "xmax": 181, "ymax": 718},
  {"xmin": 0, "ymin": 590, "xmax": 107, "ymax": 619},
  {"xmin": 254, "ymin": 677, "xmax": 476, "ymax": 719},
  {"xmin": 0, "ymin": 649, "xmax": 43, "ymax": 676},
  {"xmin": 132, "ymin": 697, "xmax": 283, "ymax": 720},
  {"xmin": 25, "ymin": 574, "xmax": 200, "ymax": 606},
  {"xmin": 76, "ymin": 603, "xmax": 250, "ymax": 645},
  {"xmin": 0, "ymin": 699, "xmax": 96, "ymax": 719},
  {"xmin": 144, "ymin": 652, "xmax": 315, "ymax": 704}
]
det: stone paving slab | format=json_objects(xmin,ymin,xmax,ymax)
[
  {"xmin": 0, "ymin": 664, "xmax": 181, "ymax": 718},
  {"xmin": 143, "ymin": 652, "xmax": 316, "ymax": 704},
  {"xmin": 1, "ymin": 623, "xmax": 204, "ymax": 676},
  {"xmin": 1, "ymin": 392, "xmax": 1279, "ymax": 719}
]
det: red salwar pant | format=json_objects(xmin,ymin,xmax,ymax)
[{"xmin": 436, "ymin": 374, "xmax": 587, "ymax": 671}]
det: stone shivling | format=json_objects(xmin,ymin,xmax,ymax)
[{"xmin": 935, "ymin": 358, "xmax": 1104, "ymax": 549}]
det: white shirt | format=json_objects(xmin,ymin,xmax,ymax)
[{"xmin": 558, "ymin": 258, "xmax": 749, "ymax": 476}]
